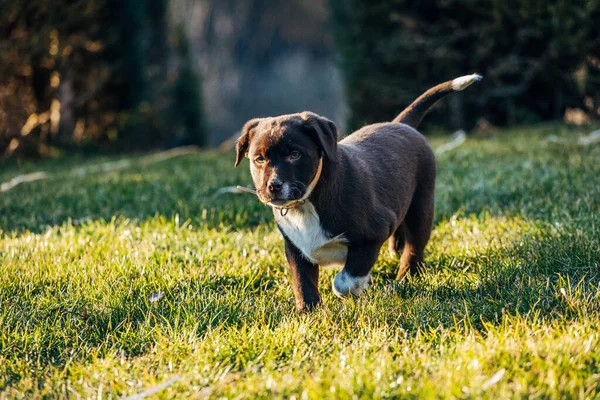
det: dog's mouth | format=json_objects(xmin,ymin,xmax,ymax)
[
  {"xmin": 258, "ymin": 187, "xmax": 304, "ymax": 208},
  {"xmin": 268, "ymin": 198, "xmax": 299, "ymax": 208}
]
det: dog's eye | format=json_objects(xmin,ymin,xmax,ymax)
[
  {"xmin": 254, "ymin": 156, "xmax": 265, "ymax": 165},
  {"xmin": 289, "ymin": 151, "xmax": 301, "ymax": 160}
]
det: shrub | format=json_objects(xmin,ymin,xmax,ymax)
[
  {"xmin": 0, "ymin": 0, "xmax": 208, "ymax": 157},
  {"xmin": 330, "ymin": 0, "xmax": 600, "ymax": 131}
]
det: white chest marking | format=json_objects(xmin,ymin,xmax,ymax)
[{"xmin": 275, "ymin": 202, "xmax": 348, "ymax": 266}]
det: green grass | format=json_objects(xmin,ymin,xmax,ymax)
[{"xmin": 1, "ymin": 124, "xmax": 600, "ymax": 398}]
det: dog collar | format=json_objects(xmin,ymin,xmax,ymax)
[
  {"xmin": 272, "ymin": 156, "xmax": 323, "ymax": 216},
  {"xmin": 298, "ymin": 156, "xmax": 323, "ymax": 202}
]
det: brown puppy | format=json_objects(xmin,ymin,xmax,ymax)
[{"xmin": 235, "ymin": 74, "xmax": 481, "ymax": 311}]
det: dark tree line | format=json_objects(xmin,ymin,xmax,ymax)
[
  {"xmin": 330, "ymin": 0, "xmax": 600, "ymax": 131},
  {"xmin": 3, "ymin": 0, "xmax": 599, "ymax": 159},
  {"xmin": 0, "ymin": 0, "xmax": 206, "ymax": 158}
]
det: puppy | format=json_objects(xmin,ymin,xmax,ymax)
[{"xmin": 235, "ymin": 74, "xmax": 481, "ymax": 311}]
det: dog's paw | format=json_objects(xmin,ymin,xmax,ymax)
[
  {"xmin": 332, "ymin": 270, "xmax": 371, "ymax": 298},
  {"xmin": 296, "ymin": 296, "xmax": 321, "ymax": 313}
]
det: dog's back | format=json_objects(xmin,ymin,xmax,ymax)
[
  {"xmin": 330, "ymin": 122, "xmax": 435, "ymax": 243},
  {"xmin": 329, "ymin": 73, "xmax": 483, "ymax": 244}
]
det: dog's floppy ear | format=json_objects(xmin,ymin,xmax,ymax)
[
  {"xmin": 301, "ymin": 112, "xmax": 338, "ymax": 162},
  {"xmin": 235, "ymin": 118, "xmax": 261, "ymax": 167}
]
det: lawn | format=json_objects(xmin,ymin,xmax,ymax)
[{"xmin": 1, "ymin": 124, "xmax": 599, "ymax": 398}]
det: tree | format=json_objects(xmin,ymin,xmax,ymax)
[
  {"xmin": 330, "ymin": 0, "xmax": 600, "ymax": 131},
  {"xmin": 0, "ymin": 0, "xmax": 208, "ymax": 157}
]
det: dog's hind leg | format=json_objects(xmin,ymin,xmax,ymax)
[
  {"xmin": 397, "ymin": 186, "xmax": 434, "ymax": 280},
  {"xmin": 388, "ymin": 222, "xmax": 406, "ymax": 258}
]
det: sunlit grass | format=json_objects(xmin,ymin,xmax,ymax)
[{"xmin": 1, "ymin": 124, "xmax": 599, "ymax": 398}]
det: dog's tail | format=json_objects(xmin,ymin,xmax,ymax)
[{"xmin": 392, "ymin": 74, "xmax": 482, "ymax": 128}]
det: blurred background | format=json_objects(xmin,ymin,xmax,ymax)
[{"xmin": 1, "ymin": 0, "xmax": 599, "ymax": 159}]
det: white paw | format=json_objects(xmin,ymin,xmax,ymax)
[
  {"xmin": 451, "ymin": 74, "xmax": 482, "ymax": 91},
  {"xmin": 332, "ymin": 270, "xmax": 371, "ymax": 298}
]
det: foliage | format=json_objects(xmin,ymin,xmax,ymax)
[
  {"xmin": 0, "ymin": 0, "xmax": 207, "ymax": 158},
  {"xmin": 330, "ymin": 0, "xmax": 600, "ymax": 131},
  {"xmin": 1, "ymin": 125, "xmax": 600, "ymax": 397},
  {"xmin": 170, "ymin": 26, "xmax": 208, "ymax": 147}
]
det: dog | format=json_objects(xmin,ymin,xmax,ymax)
[{"xmin": 235, "ymin": 74, "xmax": 481, "ymax": 311}]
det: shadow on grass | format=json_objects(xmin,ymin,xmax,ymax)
[
  {"xmin": 2, "ymin": 131, "xmax": 599, "ymax": 237},
  {"xmin": 2, "ymin": 134, "xmax": 598, "ymax": 236},
  {"xmin": 372, "ymin": 228, "xmax": 600, "ymax": 332},
  {"xmin": 0, "ymin": 152, "xmax": 275, "ymax": 234}
]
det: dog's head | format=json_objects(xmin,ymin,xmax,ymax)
[{"xmin": 235, "ymin": 112, "xmax": 338, "ymax": 207}]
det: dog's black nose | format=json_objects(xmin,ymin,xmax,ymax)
[{"xmin": 267, "ymin": 179, "xmax": 283, "ymax": 193}]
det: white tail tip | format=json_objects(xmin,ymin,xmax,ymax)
[{"xmin": 451, "ymin": 73, "xmax": 482, "ymax": 91}]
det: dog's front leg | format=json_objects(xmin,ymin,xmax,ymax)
[
  {"xmin": 332, "ymin": 243, "xmax": 381, "ymax": 298},
  {"xmin": 284, "ymin": 238, "xmax": 320, "ymax": 311}
]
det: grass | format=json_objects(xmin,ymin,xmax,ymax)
[{"xmin": 1, "ymin": 124, "xmax": 600, "ymax": 398}]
